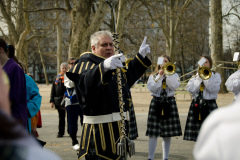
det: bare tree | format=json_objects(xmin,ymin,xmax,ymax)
[
  {"xmin": 210, "ymin": 0, "xmax": 227, "ymax": 93},
  {"xmin": 140, "ymin": 0, "xmax": 193, "ymax": 62},
  {"xmin": 176, "ymin": 1, "xmax": 210, "ymax": 81},
  {"xmin": 0, "ymin": 0, "xmax": 31, "ymax": 61},
  {"xmin": 67, "ymin": 0, "xmax": 108, "ymax": 57}
]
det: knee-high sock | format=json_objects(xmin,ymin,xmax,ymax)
[
  {"xmin": 162, "ymin": 137, "xmax": 171, "ymax": 160},
  {"xmin": 148, "ymin": 137, "xmax": 158, "ymax": 160}
]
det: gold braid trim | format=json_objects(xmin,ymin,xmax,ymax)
[
  {"xmin": 81, "ymin": 124, "xmax": 88, "ymax": 150},
  {"xmin": 108, "ymin": 122, "xmax": 116, "ymax": 154},
  {"xmin": 72, "ymin": 63, "xmax": 78, "ymax": 73},
  {"xmin": 99, "ymin": 64, "xmax": 108, "ymax": 85},
  {"xmin": 78, "ymin": 62, "xmax": 84, "ymax": 74},
  {"xmin": 78, "ymin": 125, "xmax": 93, "ymax": 160},
  {"xmin": 90, "ymin": 63, "xmax": 95, "ymax": 69},
  {"xmin": 136, "ymin": 55, "xmax": 149, "ymax": 68},
  {"xmin": 85, "ymin": 61, "xmax": 90, "ymax": 70},
  {"xmin": 98, "ymin": 124, "xmax": 106, "ymax": 151}
]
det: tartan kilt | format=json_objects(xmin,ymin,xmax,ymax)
[
  {"xmin": 129, "ymin": 104, "xmax": 138, "ymax": 140},
  {"xmin": 146, "ymin": 97, "xmax": 182, "ymax": 137},
  {"xmin": 183, "ymin": 99, "xmax": 218, "ymax": 141}
]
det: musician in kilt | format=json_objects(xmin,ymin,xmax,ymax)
[
  {"xmin": 66, "ymin": 31, "xmax": 151, "ymax": 160},
  {"xmin": 146, "ymin": 54, "xmax": 182, "ymax": 160},
  {"xmin": 183, "ymin": 55, "xmax": 221, "ymax": 142},
  {"xmin": 225, "ymin": 52, "xmax": 240, "ymax": 101}
]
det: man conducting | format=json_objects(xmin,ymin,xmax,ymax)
[{"xmin": 66, "ymin": 30, "xmax": 151, "ymax": 159}]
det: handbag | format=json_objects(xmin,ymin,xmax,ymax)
[
  {"xmin": 54, "ymin": 96, "xmax": 63, "ymax": 106},
  {"xmin": 54, "ymin": 96, "xmax": 65, "ymax": 110}
]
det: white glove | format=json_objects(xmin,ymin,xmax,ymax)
[
  {"xmin": 103, "ymin": 54, "xmax": 124, "ymax": 72},
  {"xmin": 139, "ymin": 36, "xmax": 150, "ymax": 58}
]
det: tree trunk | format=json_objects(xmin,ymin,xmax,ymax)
[
  {"xmin": 169, "ymin": 0, "xmax": 175, "ymax": 62},
  {"xmin": 69, "ymin": 0, "xmax": 108, "ymax": 58},
  {"xmin": 180, "ymin": 44, "xmax": 185, "ymax": 81},
  {"xmin": 116, "ymin": 0, "xmax": 126, "ymax": 51},
  {"xmin": 210, "ymin": 0, "xmax": 227, "ymax": 93},
  {"xmin": 56, "ymin": 1, "xmax": 63, "ymax": 73},
  {"xmin": 15, "ymin": 0, "xmax": 31, "ymax": 62},
  {"xmin": 57, "ymin": 22, "xmax": 63, "ymax": 74},
  {"xmin": 68, "ymin": 0, "xmax": 91, "ymax": 58},
  {"xmin": 37, "ymin": 40, "xmax": 49, "ymax": 85}
]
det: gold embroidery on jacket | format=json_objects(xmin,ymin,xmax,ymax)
[
  {"xmin": 99, "ymin": 124, "xmax": 106, "ymax": 151},
  {"xmin": 72, "ymin": 63, "xmax": 78, "ymax": 73},
  {"xmin": 108, "ymin": 122, "xmax": 116, "ymax": 154},
  {"xmin": 90, "ymin": 63, "xmax": 95, "ymax": 69},
  {"xmin": 81, "ymin": 124, "xmax": 88, "ymax": 150},
  {"xmin": 78, "ymin": 62, "xmax": 84, "ymax": 74},
  {"xmin": 79, "ymin": 125, "xmax": 93, "ymax": 160},
  {"xmin": 99, "ymin": 64, "xmax": 108, "ymax": 85},
  {"xmin": 136, "ymin": 55, "xmax": 149, "ymax": 68},
  {"xmin": 85, "ymin": 62, "xmax": 90, "ymax": 70}
]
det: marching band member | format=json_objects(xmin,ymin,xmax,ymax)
[
  {"xmin": 183, "ymin": 55, "xmax": 221, "ymax": 142},
  {"xmin": 66, "ymin": 31, "xmax": 151, "ymax": 160},
  {"xmin": 225, "ymin": 52, "xmax": 240, "ymax": 101},
  {"xmin": 146, "ymin": 55, "xmax": 182, "ymax": 160}
]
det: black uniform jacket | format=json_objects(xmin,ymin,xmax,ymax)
[{"xmin": 66, "ymin": 52, "xmax": 151, "ymax": 159}]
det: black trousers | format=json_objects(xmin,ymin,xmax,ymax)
[{"xmin": 57, "ymin": 108, "xmax": 66, "ymax": 135}]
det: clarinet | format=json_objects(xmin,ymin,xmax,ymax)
[{"xmin": 106, "ymin": 0, "xmax": 135, "ymax": 158}]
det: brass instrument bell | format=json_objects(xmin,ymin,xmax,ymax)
[
  {"xmin": 162, "ymin": 62, "xmax": 176, "ymax": 75},
  {"xmin": 198, "ymin": 66, "xmax": 212, "ymax": 80}
]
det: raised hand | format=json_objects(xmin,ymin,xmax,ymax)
[{"xmin": 139, "ymin": 36, "xmax": 151, "ymax": 58}]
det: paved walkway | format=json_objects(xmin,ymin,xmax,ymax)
[
  {"xmin": 38, "ymin": 84, "xmax": 235, "ymax": 160},
  {"xmin": 38, "ymin": 113, "xmax": 195, "ymax": 160}
]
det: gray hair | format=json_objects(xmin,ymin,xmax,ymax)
[
  {"xmin": 60, "ymin": 62, "xmax": 68, "ymax": 69},
  {"xmin": 90, "ymin": 31, "xmax": 113, "ymax": 51}
]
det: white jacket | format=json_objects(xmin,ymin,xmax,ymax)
[
  {"xmin": 187, "ymin": 72, "xmax": 221, "ymax": 100},
  {"xmin": 194, "ymin": 94, "xmax": 240, "ymax": 160},
  {"xmin": 225, "ymin": 70, "xmax": 240, "ymax": 99},
  {"xmin": 147, "ymin": 73, "xmax": 180, "ymax": 97},
  {"xmin": 64, "ymin": 73, "xmax": 78, "ymax": 106}
]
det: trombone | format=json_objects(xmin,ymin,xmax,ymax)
[
  {"xmin": 153, "ymin": 62, "xmax": 176, "ymax": 81},
  {"xmin": 178, "ymin": 64, "xmax": 222, "ymax": 83},
  {"xmin": 162, "ymin": 62, "xmax": 176, "ymax": 75},
  {"xmin": 214, "ymin": 61, "xmax": 240, "ymax": 70}
]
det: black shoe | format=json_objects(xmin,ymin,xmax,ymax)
[{"xmin": 57, "ymin": 134, "xmax": 63, "ymax": 138}]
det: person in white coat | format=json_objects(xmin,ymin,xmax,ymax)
[
  {"xmin": 193, "ymin": 93, "xmax": 240, "ymax": 160},
  {"xmin": 146, "ymin": 54, "xmax": 182, "ymax": 160},
  {"xmin": 225, "ymin": 69, "xmax": 240, "ymax": 100},
  {"xmin": 183, "ymin": 55, "xmax": 221, "ymax": 142},
  {"xmin": 225, "ymin": 52, "xmax": 240, "ymax": 100},
  {"xmin": 64, "ymin": 57, "xmax": 83, "ymax": 151}
]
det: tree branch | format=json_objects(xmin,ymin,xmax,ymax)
[
  {"xmin": 223, "ymin": 12, "xmax": 240, "ymax": 20},
  {"xmin": 24, "ymin": 7, "xmax": 67, "ymax": 12}
]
